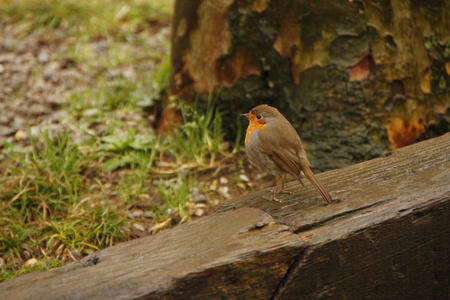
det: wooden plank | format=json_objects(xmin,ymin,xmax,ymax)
[
  {"xmin": 1, "ymin": 133, "xmax": 449, "ymax": 299},
  {"xmin": 218, "ymin": 132, "xmax": 450, "ymax": 233},
  {"xmin": 0, "ymin": 208, "xmax": 303, "ymax": 299}
]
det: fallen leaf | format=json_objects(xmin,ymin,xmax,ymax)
[{"xmin": 421, "ymin": 69, "xmax": 432, "ymax": 94}]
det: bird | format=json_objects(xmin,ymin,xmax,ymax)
[{"xmin": 241, "ymin": 104, "xmax": 332, "ymax": 204}]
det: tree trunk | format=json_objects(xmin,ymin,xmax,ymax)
[{"xmin": 169, "ymin": 0, "xmax": 450, "ymax": 171}]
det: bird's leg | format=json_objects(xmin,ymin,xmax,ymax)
[
  {"xmin": 266, "ymin": 174, "xmax": 293, "ymax": 195},
  {"xmin": 264, "ymin": 174, "xmax": 292, "ymax": 202},
  {"xmin": 263, "ymin": 180, "xmax": 282, "ymax": 202},
  {"xmin": 278, "ymin": 174, "xmax": 294, "ymax": 194}
]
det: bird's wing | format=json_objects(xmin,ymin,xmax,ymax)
[
  {"xmin": 257, "ymin": 127, "xmax": 305, "ymax": 184},
  {"xmin": 258, "ymin": 127, "xmax": 332, "ymax": 203}
]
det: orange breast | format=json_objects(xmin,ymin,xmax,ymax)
[{"xmin": 245, "ymin": 119, "xmax": 266, "ymax": 144}]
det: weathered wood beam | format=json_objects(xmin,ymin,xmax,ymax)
[{"xmin": 1, "ymin": 133, "xmax": 449, "ymax": 299}]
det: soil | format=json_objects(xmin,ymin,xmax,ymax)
[{"xmin": 0, "ymin": 19, "xmax": 276, "ymax": 238}]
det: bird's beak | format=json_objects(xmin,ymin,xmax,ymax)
[{"xmin": 240, "ymin": 113, "xmax": 249, "ymax": 119}]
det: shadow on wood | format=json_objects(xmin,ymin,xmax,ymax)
[{"xmin": 1, "ymin": 133, "xmax": 449, "ymax": 299}]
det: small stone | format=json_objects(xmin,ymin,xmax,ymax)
[
  {"xmin": 237, "ymin": 183, "xmax": 246, "ymax": 190},
  {"xmin": 255, "ymin": 222, "xmax": 265, "ymax": 229},
  {"xmin": 194, "ymin": 208, "xmax": 205, "ymax": 217},
  {"xmin": 167, "ymin": 208, "xmax": 176, "ymax": 216},
  {"xmin": 83, "ymin": 108, "xmax": 100, "ymax": 117},
  {"xmin": 14, "ymin": 130, "xmax": 28, "ymax": 141},
  {"xmin": 43, "ymin": 61, "xmax": 60, "ymax": 82},
  {"xmin": 29, "ymin": 126, "xmax": 40, "ymax": 138},
  {"xmin": 191, "ymin": 186, "xmax": 200, "ymax": 196},
  {"xmin": 127, "ymin": 210, "xmax": 143, "ymax": 219},
  {"xmin": 219, "ymin": 177, "xmax": 228, "ymax": 184},
  {"xmin": 144, "ymin": 211, "xmax": 154, "ymax": 219},
  {"xmin": 218, "ymin": 186, "xmax": 230, "ymax": 198},
  {"xmin": 25, "ymin": 258, "xmax": 38, "ymax": 267},
  {"xmin": 0, "ymin": 257, "xmax": 4, "ymax": 268},
  {"xmin": 37, "ymin": 51, "xmax": 49, "ymax": 63},
  {"xmin": 192, "ymin": 194, "xmax": 207, "ymax": 203},
  {"xmin": 132, "ymin": 223, "xmax": 145, "ymax": 232},
  {"xmin": 152, "ymin": 179, "xmax": 160, "ymax": 186},
  {"xmin": 122, "ymin": 66, "xmax": 136, "ymax": 80},
  {"xmin": 239, "ymin": 174, "xmax": 250, "ymax": 182},
  {"xmin": 209, "ymin": 179, "xmax": 218, "ymax": 191}
]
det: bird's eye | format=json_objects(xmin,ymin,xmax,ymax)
[{"xmin": 256, "ymin": 115, "xmax": 262, "ymax": 119}]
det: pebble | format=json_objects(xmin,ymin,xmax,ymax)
[
  {"xmin": 194, "ymin": 208, "xmax": 205, "ymax": 217},
  {"xmin": 192, "ymin": 194, "xmax": 207, "ymax": 203},
  {"xmin": 237, "ymin": 183, "xmax": 246, "ymax": 190},
  {"xmin": 14, "ymin": 130, "xmax": 28, "ymax": 141},
  {"xmin": 25, "ymin": 258, "xmax": 38, "ymax": 267},
  {"xmin": 167, "ymin": 208, "xmax": 176, "ymax": 216},
  {"xmin": 83, "ymin": 108, "xmax": 100, "ymax": 117},
  {"xmin": 43, "ymin": 61, "xmax": 60, "ymax": 82},
  {"xmin": 255, "ymin": 222, "xmax": 265, "ymax": 228},
  {"xmin": 37, "ymin": 50, "xmax": 49, "ymax": 63},
  {"xmin": 191, "ymin": 186, "xmax": 200, "ymax": 196},
  {"xmin": 209, "ymin": 179, "xmax": 218, "ymax": 191},
  {"xmin": 122, "ymin": 66, "xmax": 136, "ymax": 80},
  {"xmin": 239, "ymin": 174, "xmax": 250, "ymax": 182},
  {"xmin": 127, "ymin": 210, "xmax": 143, "ymax": 219},
  {"xmin": 144, "ymin": 211, "xmax": 154, "ymax": 219},
  {"xmin": 132, "ymin": 223, "xmax": 145, "ymax": 232},
  {"xmin": 218, "ymin": 186, "xmax": 230, "ymax": 198},
  {"xmin": 219, "ymin": 177, "xmax": 228, "ymax": 184},
  {"xmin": 0, "ymin": 257, "xmax": 4, "ymax": 268}
]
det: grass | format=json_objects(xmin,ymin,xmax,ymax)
[
  {"xmin": 0, "ymin": 130, "xmax": 129, "ymax": 275},
  {"xmin": 0, "ymin": 96, "xmax": 232, "ymax": 282},
  {"xmin": 0, "ymin": 0, "xmax": 249, "ymax": 283},
  {"xmin": 0, "ymin": 0, "xmax": 173, "ymax": 38},
  {"xmin": 0, "ymin": 0, "xmax": 242, "ymax": 282}
]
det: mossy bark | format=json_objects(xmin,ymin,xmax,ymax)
[{"xmin": 169, "ymin": 0, "xmax": 450, "ymax": 171}]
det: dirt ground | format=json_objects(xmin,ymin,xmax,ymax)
[{"xmin": 0, "ymin": 20, "xmax": 276, "ymax": 238}]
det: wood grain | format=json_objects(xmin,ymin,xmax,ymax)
[{"xmin": 1, "ymin": 133, "xmax": 449, "ymax": 299}]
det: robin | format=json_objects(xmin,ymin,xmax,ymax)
[{"xmin": 241, "ymin": 105, "xmax": 332, "ymax": 204}]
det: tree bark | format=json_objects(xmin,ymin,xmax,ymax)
[
  {"xmin": 169, "ymin": 0, "xmax": 450, "ymax": 171},
  {"xmin": 1, "ymin": 133, "xmax": 449, "ymax": 299}
]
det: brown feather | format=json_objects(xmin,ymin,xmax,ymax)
[
  {"xmin": 299, "ymin": 159, "xmax": 333, "ymax": 204},
  {"xmin": 271, "ymin": 151, "xmax": 304, "ymax": 186},
  {"xmin": 243, "ymin": 104, "xmax": 332, "ymax": 204},
  {"xmin": 257, "ymin": 111, "xmax": 331, "ymax": 203}
]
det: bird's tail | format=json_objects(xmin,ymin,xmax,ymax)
[{"xmin": 299, "ymin": 159, "xmax": 332, "ymax": 204}]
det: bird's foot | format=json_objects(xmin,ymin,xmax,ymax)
[
  {"xmin": 265, "ymin": 187, "xmax": 293, "ymax": 195},
  {"xmin": 263, "ymin": 194, "xmax": 282, "ymax": 202},
  {"xmin": 279, "ymin": 189, "xmax": 294, "ymax": 195}
]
